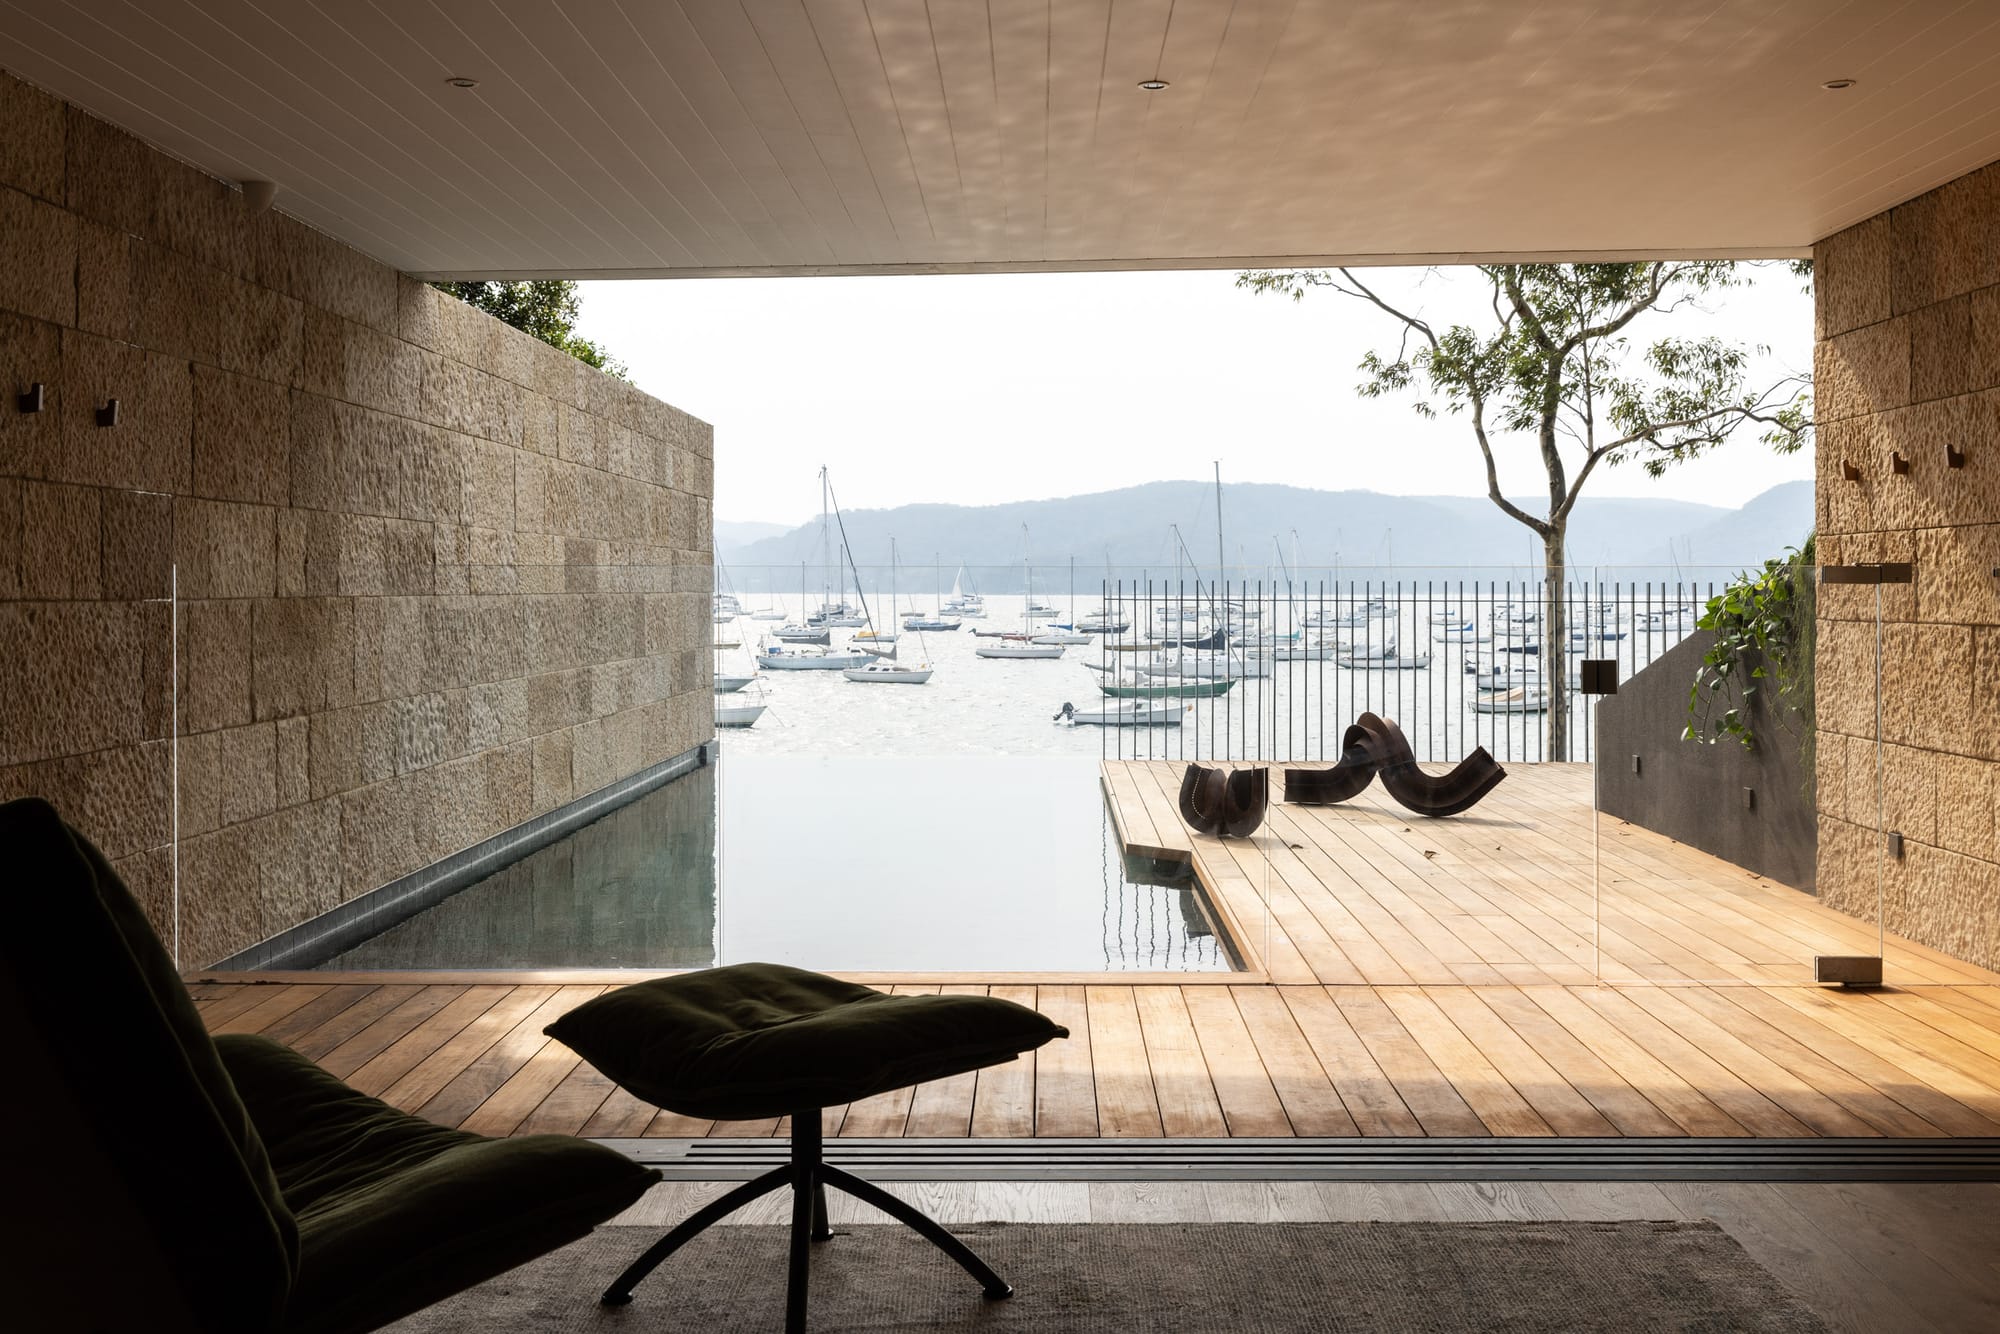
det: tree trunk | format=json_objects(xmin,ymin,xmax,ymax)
[{"xmin": 1543, "ymin": 527, "xmax": 1568, "ymax": 760}]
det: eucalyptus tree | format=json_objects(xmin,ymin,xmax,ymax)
[{"xmin": 1238, "ymin": 262, "xmax": 1811, "ymax": 758}]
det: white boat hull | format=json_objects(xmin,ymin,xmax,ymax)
[
  {"xmin": 714, "ymin": 702, "xmax": 767, "ymax": 727},
  {"xmin": 759, "ymin": 651, "xmax": 872, "ymax": 670},
  {"xmin": 1055, "ymin": 702, "xmax": 1185, "ymax": 727},
  {"xmin": 842, "ymin": 666, "xmax": 934, "ymax": 684},
  {"xmin": 713, "ymin": 675, "xmax": 754, "ymax": 694},
  {"xmin": 1032, "ymin": 632, "xmax": 1092, "ymax": 645},
  {"xmin": 976, "ymin": 644, "xmax": 1065, "ymax": 659}
]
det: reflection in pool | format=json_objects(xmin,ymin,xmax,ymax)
[{"xmin": 316, "ymin": 754, "xmax": 1235, "ymax": 972}]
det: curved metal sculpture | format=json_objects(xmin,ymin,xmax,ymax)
[
  {"xmin": 1177, "ymin": 763, "xmax": 1269, "ymax": 838},
  {"xmin": 1284, "ymin": 712, "xmax": 1506, "ymax": 818}
]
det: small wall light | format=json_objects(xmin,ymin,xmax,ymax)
[
  {"xmin": 1947, "ymin": 443, "xmax": 1967, "ymax": 469},
  {"xmin": 1138, "ymin": 79, "xmax": 1169, "ymax": 91},
  {"xmin": 241, "ymin": 180, "xmax": 278, "ymax": 215},
  {"xmin": 446, "ymin": 76, "xmax": 481, "ymax": 89},
  {"xmin": 96, "ymin": 397, "xmax": 120, "ymax": 428},
  {"xmin": 1841, "ymin": 460, "xmax": 1862, "ymax": 482},
  {"xmin": 1821, "ymin": 78, "xmax": 1857, "ymax": 90},
  {"xmin": 17, "ymin": 382, "xmax": 44, "ymax": 413},
  {"xmin": 1891, "ymin": 451, "xmax": 1910, "ymax": 475}
]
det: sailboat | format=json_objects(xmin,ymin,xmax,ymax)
[
  {"xmin": 846, "ymin": 538, "xmax": 934, "ymax": 684},
  {"xmin": 1035, "ymin": 555, "xmax": 1093, "ymax": 645},
  {"xmin": 904, "ymin": 554, "xmax": 962, "ymax": 633},
  {"xmin": 772, "ymin": 559, "xmax": 830, "ymax": 643},
  {"xmin": 942, "ymin": 566, "xmax": 986, "ymax": 618},
  {"xmin": 977, "ymin": 528, "xmax": 1063, "ymax": 660}
]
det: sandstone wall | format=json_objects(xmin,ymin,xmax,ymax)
[
  {"xmin": 0, "ymin": 72, "xmax": 714, "ymax": 968},
  {"xmin": 1813, "ymin": 161, "xmax": 2000, "ymax": 969}
]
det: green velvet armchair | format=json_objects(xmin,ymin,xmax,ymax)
[{"xmin": 0, "ymin": 797, "xmax": 660, "ymax": 1333}]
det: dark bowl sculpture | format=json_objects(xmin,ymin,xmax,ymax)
[{"xmin": 1178, "ymin": 763, "xmax": 1270, "ymax": 838}]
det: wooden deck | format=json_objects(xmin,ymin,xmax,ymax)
[{"xmin": 193, "ymin": 762, "xmax": 2000, "ymax": 1140}]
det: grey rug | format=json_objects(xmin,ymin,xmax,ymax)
[{"xmin": 389, "ymin": 1221, "xmax": 1828, "ymax": 1332}]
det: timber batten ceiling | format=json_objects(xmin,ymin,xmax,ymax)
[{"xmin": 4, "ymin": 1, "xmax": 1999, "ymax": 278}]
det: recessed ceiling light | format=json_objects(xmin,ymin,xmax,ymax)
[
  {"xmin": 1138, "ymin": 79, "xmax": 1169, "ymax": 91},
  {"xmin": 446, "ymin": 76, "xmax": 481, "ymax": 89},
  {"xmin": 1821, "ymin": 78, "xmax": 1857, "ymax": 90}
]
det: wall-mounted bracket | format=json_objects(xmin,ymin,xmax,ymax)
[
  {"xmin": 1946, "ymin": 443, "xmax": 1967, "ymax": 469},
  {"xmin": 1891, "ymin": 451, "xmax": 1910, "ymax": 475},
  {"xmin": 1841, "ymin": 460, "xmax": 1863, "ymax": 482},
  {"xmin": 95, "ymin": 397, "xmax": 120, "ymax": 428},
  {"xmin": 17, "ymin": 382, "xmax": 44, "ymax": 413},
  {"xmin": 1887, "ymin": 831, "xmax": 1904, "ymax": 860}
]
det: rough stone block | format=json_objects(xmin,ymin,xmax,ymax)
[
  {"xmin": 338, "ymin": 775, "xmax": 418, "ymax": 897},
  {"xmin": 178, "ymin": 821, "xmax": 262, "ymax": 966},
  {"xmin": 1974, "ymin": 628, "xmax": 2000, "ymax": 762},
  {"xmin": 128, "ymin": 237, "xmax": 226, "ymax": 364},
  {"xmin": 64, "ymin": 105, "xmax": 151, "ymax": 233},
  {"xmin": 464, "ymin": 438, "xmax": 515, "ymax": 530},
  {"xmin": 395, "ymin": 275, "xmax": 444, "ymax": 353},
  {"xmin": 1815, "ymin": 215, "xmax": 1893, "ymax": 339},
  {"xmin": 193, "ymin": 364, "xmax": 291, "ymax": 505},
  {"xmin": 251, "ymin": 211, "xmax": 397, "ymax": 333},
  {"xmin": 148, "ymin": 152, "xmax": 251, "ymax": 280},
  {"xmin": 1892, "ymin": 163, "xmax": 2000, "ymax": 314},
  {"xmin": 219, "ymin": 720, "xmax": 278, "ymax": 826},
  {"xmin": 0, "ymin": 479, "xmax": 16, "ymax": 600},
  {"xmin": 1915, "ymin": 523, "xmax": 2000, "ymax": 628},
  {"xmin": 181, "ymin": 599, "xmax": 253, "ymax": 733},
  {"xmin": 75, "ymin": 220, "xmax": 135, "ymax": 340},
  {"xmin": 1909, "ymin": 292, "xmax": 1980, "ymax": 404},
  {"xmin": 175, "ymin": 497, "xmax": 276, "ymax": 600},
  {"xmin": 1935, "ymin": 752, "xmax": 1998, "ymax": 864},
  {"xmin": 19, "ymin": 480, "xmax": 101, "ymax": 599},
  {"xmin": 261, "ymin": 798, "xmax": 345, "ymax": 935},
  {"xmin": 531, "ymin": 727, "xmax": 573, "ymax": 812},
  {"xmin": 0, "ymin": 739, "xmax": 171, "ymax": 862},
  {"xmin": 0, "ymin": 601, "xmax": 154, "ymax": 765},
  {"xmin": 274, "ymin": 714, "xmax": 310, "ymax": 810},
  {"xmin": 101, "ymin": 488, "xmax": 172, "ymax": 601},
  {"xmin": 1816, "ymin": 318, "xmax": 1909, "ymax": 423},
  {"xmin": 308, "ymin": 701, "xmax": 397, "ymax": 799},
  {"xmin": 220, "ymin": 275, "xmax": 304, "ymax": 385},
  {"xmin": 0, "ymin": 184, "xmax": 77, "ymax": 325},
  {"xmin": 0, "ymin": 311, "xmax": 62, "ymax": 468},
  {"xmin": 57, "ymin": 327, "xmax": 193, "ymax": 494},
  {"xmin": 0, "ymin": 72, "xmax": 66, "ymax": 201},
  {"xmin": 252, "ymin": 596, "xmax": 356, "ymax": 721},
  {"xmin": 1883, "ymin": 622, "xmax": 1974, "ymax": 754}
]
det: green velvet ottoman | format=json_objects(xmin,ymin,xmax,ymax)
[{"xmin": 545, "ymin": 963, "xmax": 1069, "ymax": 1332}]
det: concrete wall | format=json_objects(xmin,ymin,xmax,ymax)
[
  {"xmin": 1812, "ymin": 160, "xmax": 2000, "ymax": 970},
  {"xmin": 1597, "ymin": 631, "xmax": 1817, "ymax": 892},
  {"xmin": 0, "ymin": 72, "xmax": 714, "ymax": 968}
]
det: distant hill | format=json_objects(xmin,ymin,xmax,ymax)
[
  {"xmin": 715, "ymin": 519, "xmax": 791, "ymax": 553},
  {"xmin": 717, "ymin": 479, "xmax": 1814, "ymax": 592}
]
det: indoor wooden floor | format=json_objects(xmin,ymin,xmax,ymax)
[{"xmin": 192, "ymin": 763, "xmax": 2000, "ymax": 1141}]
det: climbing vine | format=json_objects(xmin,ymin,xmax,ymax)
[{"xmin": 1685, "ymin": 536, "xmax": 1816, "ymax": 755}]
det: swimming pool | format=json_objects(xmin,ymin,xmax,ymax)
[{"xmin": 313, "ymin": 753, "xmax": 1236, "ymax": 972}]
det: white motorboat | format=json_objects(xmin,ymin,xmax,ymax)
[
  {"xmin": 771, "ymin": 623, "xmax": 831, "ymax": 644},
  {"xmin": 976, "ymin": 642, "xmax": 1065, "ymax": 660},
  {"xmin": 1471, "ymin": 685, "xmax": 1549, "ymax": 713},
  {"xmin": 1077, "ymin": 611, "xmax": 1131, "ymax": 633},
  {"xmin": 714, "ymin": 699, "xmax": 767, "ymax": 727},
  {"xmin": 750, "ymin": 607, "xmax": 787, "ymax": 621},
  {"xmin": 843, "ymin": 661, "xmax": 934, "ymax": 684},
  {"xmin": 1024, "ymin": 601, "xmax": 1061, "ymax": 619},
  {"xmin": 1053, "ymin": 700, "xmax": 1186, "ymax": 728},
  {"xmin": 903, "ymin": 615, "xmax": 962, "ymax": 631},
  {"xmin": 713, "ymin": 674, "xmax": 754, "ymax": 694},
  {"xmin": 1377, "ymin": 653, "xmax": 1433, "ymax": 670},
  {"xmin": 1033, "ymin": 630, "xmax": 1092, "ymax": 645},
  {"xmin": 713, "ymin": 637, "xmax": 742, "ymax": 650},
  {"xmin": 758, "ymin": 644, "xmax": 872, "ymax": 671}
]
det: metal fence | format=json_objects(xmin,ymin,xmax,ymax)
[{"xmin": 1077, "ymin": 577, "xmax": 1717, "ymax": 764}]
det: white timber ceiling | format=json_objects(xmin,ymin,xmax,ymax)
[{"xmin": 4, "ymin": 1, "xmax": 1999, "ymax": 278}]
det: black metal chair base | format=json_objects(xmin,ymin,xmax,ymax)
[{"xmin": 601, "ymin": 1111, "xmax": 1011, "ymax": 1333}]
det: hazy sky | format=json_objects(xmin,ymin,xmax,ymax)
[{"xmin": 575, "ymin": 264, "xmax": 1815, "ymax": 528}]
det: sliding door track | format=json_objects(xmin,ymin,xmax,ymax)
[{"xmin": 602, "ymin": 1137, "xmax": 2000, "ymax": 1183}]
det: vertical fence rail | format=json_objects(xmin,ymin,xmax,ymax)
[{"xmin": 1073, "ymin": 570, "xmax": 1712, "ymax": 767}]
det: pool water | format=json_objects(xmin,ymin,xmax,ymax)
[{"xmin": 315, "ymin": 753, "xmax": 1236, "ymax": 972}]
